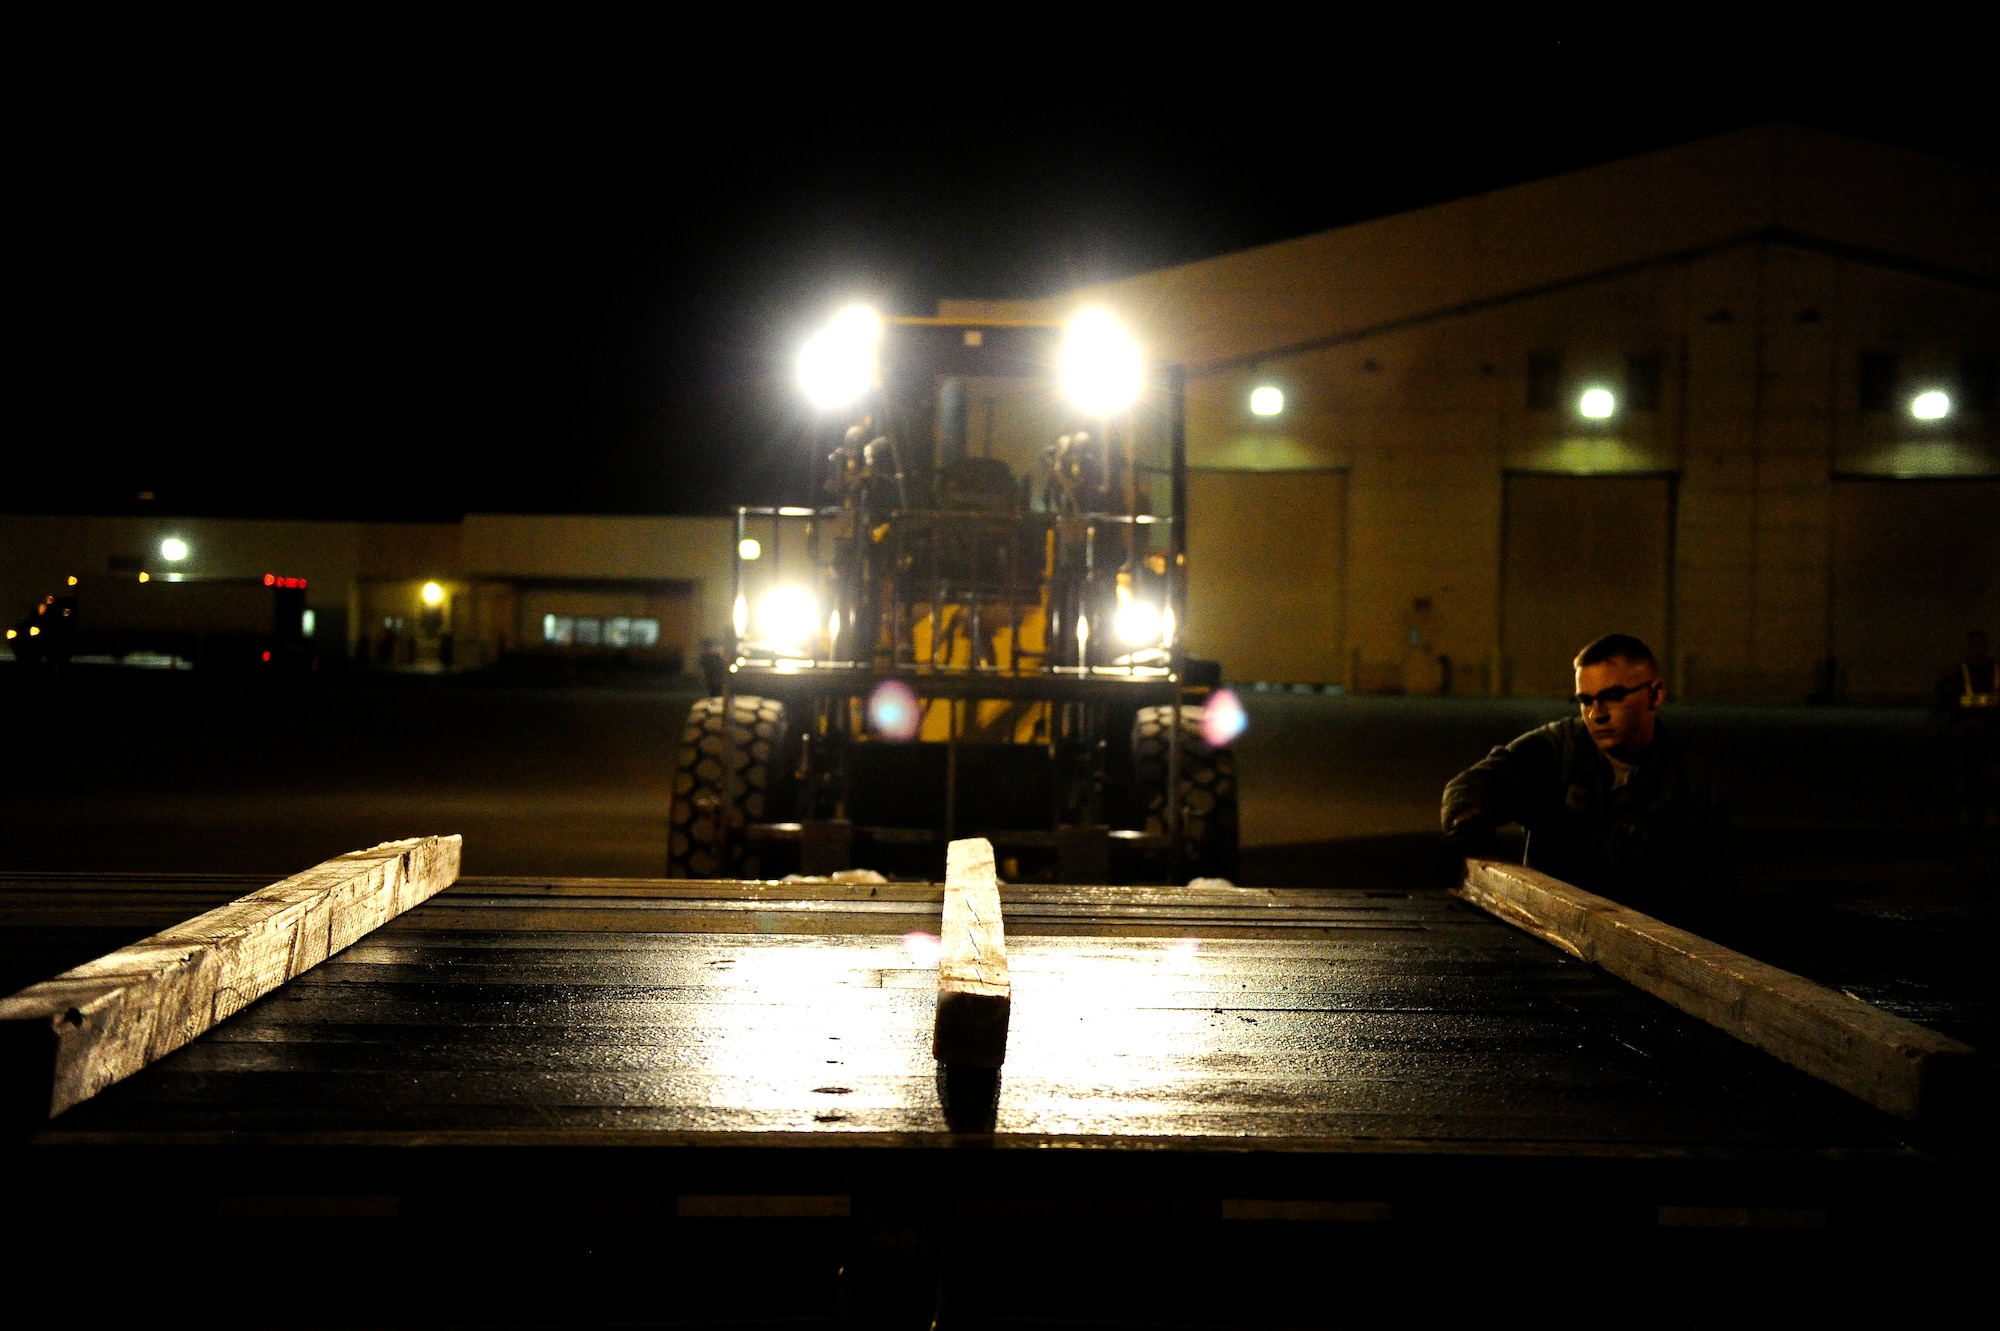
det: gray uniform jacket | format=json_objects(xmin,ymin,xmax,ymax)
[{"xmin": 1441, "ymin": 717, "xmax": 1731, "ymax": 911}]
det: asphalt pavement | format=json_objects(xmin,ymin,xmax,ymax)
[{"xmin": 3, "ymin": 661, "xmax": 1992, "ymax": 1045}]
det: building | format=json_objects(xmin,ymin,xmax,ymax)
[
  {"xmin": 7, "ymin": 126, "xmax": 1994, "ymax": 700},
  {"xmin": 0, "ymin": 513, "xmax": 731, "ymax": 672},
  {"xmin": 944, "ymin": 124, "xmax": 1998, "ymax": 701}
]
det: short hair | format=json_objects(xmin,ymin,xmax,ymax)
[{"xmin": 1574, "ymin": 633, "xmax": 1658, "ymax": 671}]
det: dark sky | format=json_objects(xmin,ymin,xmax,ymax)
[{"xmin": 13, "ymin": 28, "xmax": 1992, "ymax": 521}]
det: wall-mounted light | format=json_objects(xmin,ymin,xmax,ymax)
[
  {"xmin": 1249, "ymin": 385, "xmax": 1284, "ymax": 417},
  {"xmin": 738, "ymin": 538, "xmax": 762, "ymax": 561},
  {"xmin": 1911, "ymin": 390, "xmax": 1951, "ymax": 421},
  {"xmin": 421, "ymin": 581, "xmax": 445, "ymax": 607},
  {"xmin": 160, "ymin": 537, "xmax": 189, "ymax": 562},
  {"xmin": 1578, "ymin": 388, "xmax": 1616, "ymax": 420}
]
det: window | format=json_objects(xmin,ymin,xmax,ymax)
[
  {"xmin": 543, "ymin": 613, "xmax": 661, "ymax": 649},
  {"xmin": 1527, "ymin": 354, "xmax": 1561, "ymax": 411},
  {"xmin": 1858, "ymin": 352, "xmax": 1899, "ymax": 412},
  {"xmin": 1625, "ymin": 354, "xmax": 1662, "ymax": 412},
  {"xmin": 1963, "ymin": 354, "xmax": 1995, "ymax": 415}
]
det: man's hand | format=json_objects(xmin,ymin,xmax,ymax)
[{"xmin": 1437, "ymin": 809, "xmax": 1496, "ymax": 889}]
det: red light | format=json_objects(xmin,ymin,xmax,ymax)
[
  {"xmin": 262, "ymin": 650, "xmax": 272, "ymax": 662},
  {"xmin": 264, "ymin": 574, "xmax": 275, "ymax": 586}
]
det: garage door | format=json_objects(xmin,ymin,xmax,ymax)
[
  {"xmin": 1833, "ymin": 479, "xmax": 2000, "ymax": 701},
  {"xmin": 1186, "ymin": 470, "xmax": 1346, "ymax": 684},
  {"xmin": 1502, "ymin": 474, "xmax": 1673, "ymax": 698}
]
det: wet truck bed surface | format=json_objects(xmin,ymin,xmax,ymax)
[{"xmin": 5, "ymin": 876, "xmax": 1984, "ymax": 1327}]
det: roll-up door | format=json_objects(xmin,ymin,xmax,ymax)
[{"xmin": 1832, "ymin": 479, "xmax": 2000, "ymax": 701}]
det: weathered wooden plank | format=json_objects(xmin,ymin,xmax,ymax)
[
  {"xmin": 0, "ymin": 836, "xmax": 461, "ymax": 1121},
  {"xmin": 934, "ymin": 838, "xmax": 1010, "ymax": 1068},
  {"xmin": 1456, "ymin": 858, "xmax": 1977, "ymax": 1120}
]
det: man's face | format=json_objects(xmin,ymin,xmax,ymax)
[{"xmin": 1574, "ymin": 656, "xmax": 1662, "ymax": 756}]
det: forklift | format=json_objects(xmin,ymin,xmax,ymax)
[{"xmin": 668, "ymin": 307, "xmax": 1239, "ymax": 884}]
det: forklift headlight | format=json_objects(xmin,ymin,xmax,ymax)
[
  {"xmin": 798, "ymin": 304, "xmax": 881, "ymax": 410},
  {"xmin": 1113, "ymin": 597, "xmax": 1162, "ymax": 646},
  {"xmin": 1059, "ymin": 308, "xmax": 1143, "ymax": 415},
  {"xmin": 755, "ymin": 586, "xmax": 820, "ymax": 649}
]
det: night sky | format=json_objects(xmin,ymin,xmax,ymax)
[{"xmin": 14, "ymin": 28, "xmax": 1991, "ymax": 522}]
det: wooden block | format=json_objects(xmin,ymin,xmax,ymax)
[
  {"xmin": 934, "ymin": 837, "xmax": 1010, "ymax": 1068},
  {"xmin": 0, "ymin": 836, "xmax": 461, "ymax": 1121},
  {"xmin": 1455, "ymin": 858, "xmax": 1977, "ymax": 1120}
]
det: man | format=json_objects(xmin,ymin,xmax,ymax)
[
  {"xmin": 1934, "ymin": 630, "xmax": 1998, "ymax": 826},
  {"xmin": 1441, "ymin": 633, "xmax": 1730, "ymax": 913}
]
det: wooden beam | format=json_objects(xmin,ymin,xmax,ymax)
[
  {"xmin": 934, "ymin": 837, "xmax": 1010, "ymax": 1068},
  {"xmin": 0, "ymin": 836, "xmax": 461, "ymax": 1121},
  {"xmin": 1456, "ymin": 858, "xmax": 1976, "ymax": 1120}
]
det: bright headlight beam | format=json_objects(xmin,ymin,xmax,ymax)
[
  {"xmin": 1579, "ymin": 387, "xmax": 1616, "ymax": 419},
  {"xmin": 1114, "ymin": 598, "xmax": 1162, "ymax": 646},
  {"xmin": 1059, "ymin": 309, "xmax": 1143, "ymax": 415},
  {"xmin": 755, "ymin": 586, "xmax": 819, "ymax": 647},
  {"xmin": 798, "ymin": 304, "xmax": 881, "ymax": 410},
  {"xmin": 1911, "ymin": 390, "xmax": 1951, "ymax": 421}
]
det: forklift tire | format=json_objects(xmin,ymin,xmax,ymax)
[
  {"xmin": 1132, "ymin": 704, "xmax": 1239, "ymax": 881},
  {"xmin": 668, "ymin": 695, "xmax": 789, "ymax": 879}
]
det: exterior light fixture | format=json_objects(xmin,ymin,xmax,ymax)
[
  {"xmin": 1578, "ymin": 387, "xmax": 1616, "ymax": 420},
  {"xmin": 1249, "ymin": 386, "xmax": 1284, "ymax": 417},
  {"xmin": 160, "ymin": 537, "xmax": 189, "ymax": 562},
  {"xmin": 421, "ymin": 581, "xmax": 445, "ymax": 607},
  {"xmin": 798, "ymin": 304, "xmax": 882, "ymax": 410},
  {"xmin": 738, "ymin": 538, "xmax": 762, "ymax": 561},
  {"xmin": 1911, "ymin": 390, "xmax": 1951, "ymax": 421},
  {"xmin": 1059, "ymin": 308, "xmax": 1144, "ymax": 415}
]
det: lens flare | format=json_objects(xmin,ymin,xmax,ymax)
[
  {"xmin": 868, "ymin": 679, "xmax": 920, "ymax": 741},
  {"xmin": 900, "ymin": 930, "xmax": 942, "ymax": 965},
  {"xmin": 1202, "ymin": 687, "xmax": 1247, "ymax": 748}
]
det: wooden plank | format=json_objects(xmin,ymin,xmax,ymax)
[
  {"xmin": 0, "ymin": 836, "xmax": 461, "ymax": 1121},
  {"xmin": 1455, "ymin": 858, "xmax": 1976, "ymax": 1120},
  {"xmin": 934, "ymin": 838, "xmax": 1010, "ymax": 1068}
]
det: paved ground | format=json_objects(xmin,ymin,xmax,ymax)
[
  {"xmin": 3, "ymin": 661, "xmax": 1993, "ymax": 1044},
  {"xmin": 4, "ymin": 664, "xmax": 1978, "ymax": 873}
]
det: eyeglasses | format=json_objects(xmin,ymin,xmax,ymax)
[{"xmin": 1572, "ymin": 680, "xmax": 1659, "ymax": 709}]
